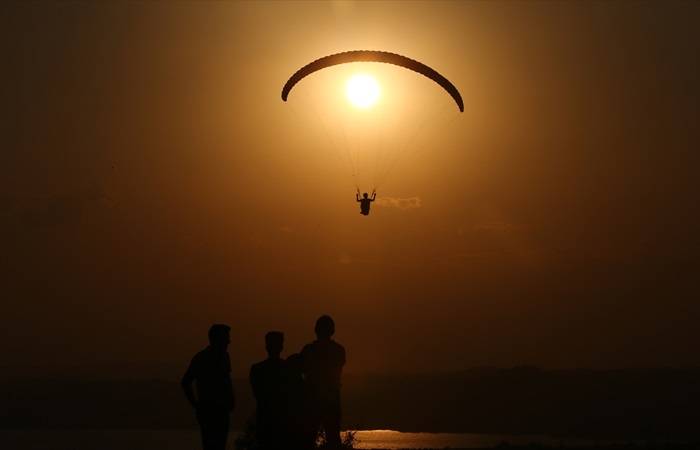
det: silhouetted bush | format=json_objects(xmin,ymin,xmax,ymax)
[
  {"xmin": 234, "ymin": 414, "xmax": 357, "ymax": 450},
  {"xmin": 316, "ymin": 429, "xmax": 357, "ymax": 449}
]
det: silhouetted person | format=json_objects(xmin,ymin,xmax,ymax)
[
  {"xmin": 182, "ymin": 324, "xmax": 235, "ymax": 450},
  {"xmin": 356, "ymin": 190, "xmax": 376, "ymax": 216},
  {"xmin": 250, "ymin": 331, "xmax": 287, "ymax": 450},
  {"xmin": 302, "ymin": 315, "xmax": 346, "ymax": 449},
  {"xmin": 286, "ymin": 352, "xmax": 314, "ymax": 450}
]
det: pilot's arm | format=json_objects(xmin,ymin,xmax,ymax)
[
  {"xmin": 356, "ymin": 193, "xmax": 361, "ymax": 202},
  {"xmin": 371, "ymin": 192, "xmax": 377, "ymax": 201}
]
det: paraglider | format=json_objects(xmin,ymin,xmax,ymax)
[{"xmin": 281, "ymin": 50, "xmax": 463, "ymax": 214}]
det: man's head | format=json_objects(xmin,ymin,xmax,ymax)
[
  {"xmin": 363, "ymin": 193, "xmax": 368, "ymax": 199},
  {"xmin": 265, "ymin": 331, "xmax": 284, "ymax": 357},
  {"xmin": 208, "ymin": 324, "xmax": 231, "ymax": 350},
  {"xmin": 314, "ymin": 315, "xmax": 335, "ymax": 339}
]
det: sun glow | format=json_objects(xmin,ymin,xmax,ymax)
[{"xmin": 346, "ymin": 73, "xmax": 380, "ymax": 109}]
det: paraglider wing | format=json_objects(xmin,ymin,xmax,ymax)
[{"xmin": 281, "ymin": 50, "xmax": 464, "ymax": 112}]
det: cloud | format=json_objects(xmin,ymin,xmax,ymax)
[{"xmin": 375, "ymin": 196, "xmax": 422, "ymax": 210}]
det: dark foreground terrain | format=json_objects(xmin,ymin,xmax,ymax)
[
  {"xmin": 2, "ymin": 367, "xmax": 699, "ymax": 441},
  {"xmin": 0, "ymin": 429, "xmax": 696, "ymax": 450}
]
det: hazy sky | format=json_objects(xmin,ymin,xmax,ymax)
[{"xmin": 4, "ymin": 1, "xmax": 700, "ymax": 376}]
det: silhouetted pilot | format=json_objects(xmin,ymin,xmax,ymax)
[
  {"xmin": 356, "ymin": 190, "xmax": 376, "ymax": 215},
  {"xmin": 250, "ymin": 331, "xmax": 287, "ymax": 450},
  {"xmin": 302, "ymin": 315, "xmax": 346, "ymax": 449},
  {"xmin": 182, "ymin": 324, "xmax": 235, "ymax": 450}
]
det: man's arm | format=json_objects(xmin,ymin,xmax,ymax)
[
  {"xmin": 300, "ymin": 343, "xmax": 312, "ymax": 376},
  {"xmin": 249, "ymin": 365, "xmax": 260, "ymax": 401},
  {"xmin": 227, "ymin": 374, "xmax": 236, "ymax": 411},
  {"xmin": 356, "ymin": 193, "xmax": 360, "ymax": 202},
  {"xmin": 371, "ymin": 192, "xmax": 376, "ymax": 201},
  {"xmin": 181, "ymin": 359, "xmax": 198, "ymax": 409}
]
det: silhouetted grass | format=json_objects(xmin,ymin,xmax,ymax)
[{"xmin": 234, "ymin": 415, "xmax": 358, "ymax": 450}]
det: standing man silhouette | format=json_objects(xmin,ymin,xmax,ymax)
[
  {"xmin": 302, "ymin": 315, "xmax": 346, "ymax": 448},
  {"xmin": 250, "ymin": 331, "xmax": 287, "ymax": 450},
  {"xmin": 182, "ymin": 324, "xmax": 235, "ymax": 450},
  {"xmin": 285, "ymin": 352, "xmax": 313, "ymax": 450}
]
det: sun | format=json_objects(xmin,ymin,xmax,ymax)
[{"xmin": 346, "ymin": 73, "xmax": 380, "ymax": 109}]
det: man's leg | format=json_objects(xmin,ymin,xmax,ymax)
[
  {"xmin": 321, "ymin": 400, "xmax": 342, "ymax": 449},
  {"xmin": 197, "ymin": 409, "xmax": 213, "ymax": 450},
  {"xmin": 197, "ymin": 409, "xmax": 229, "ymax": 450},
  {"xmin": 305, "ymin": 400, "xmax": 322, "ymax": 450},
  {"xmin": 212, "ymin": 411, "xmax": 230, "ymax": 450},
  {"xmin": 257, "ymin": 415, "xmax": 271, "ymax": 450}
]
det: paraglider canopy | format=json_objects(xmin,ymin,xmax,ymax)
[
  {"xmin": 280, "ymin": 50, "xmax": 464, "ymax": 196},
  {"xmin": 282, "ymin": 50, "xmax": 464, "ymax": 112}
]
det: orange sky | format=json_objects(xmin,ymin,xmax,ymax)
[{"xmin": 4, "ymin": 1, "xmax": 700, "ymax": 376}]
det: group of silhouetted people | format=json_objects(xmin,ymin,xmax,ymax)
[{"xmin": 182, "ymin": 315, "xmax": 346, "ymax": 450}]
